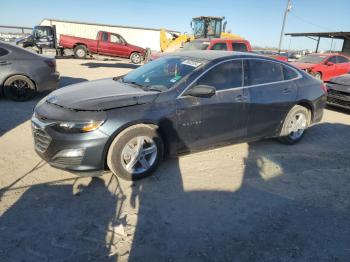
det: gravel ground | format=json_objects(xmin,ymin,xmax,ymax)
[{"xmin": 0, "ymin": 58, "xmax": 350, "ymax": 262}]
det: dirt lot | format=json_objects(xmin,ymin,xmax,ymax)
[{"xmin": 0, "ymin": 58, "xmax": 350, "ymax": 262}]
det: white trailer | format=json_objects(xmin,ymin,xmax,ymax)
[{"xmin": 39, "ymin": 18, "xmax": 179, "ymax": 52}]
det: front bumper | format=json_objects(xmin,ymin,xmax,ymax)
[{"xmin": 31, "ymin": 114, "xmax": 110, "ymax": 174}]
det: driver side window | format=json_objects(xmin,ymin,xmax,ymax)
[
  {"xmin": 196, "ymin": 60, "xmax": 243, "ymax": 91},
  {"xmin": 110, "ymin": 34, "xmax": 122, "ymax": 44},
  {"xmin": 327, "ymin": 56, "xmax": 337, "ymax": 64}
]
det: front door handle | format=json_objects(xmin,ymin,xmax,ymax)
[
  {"xmin": 0, "ymin": 60, "xmax": 10, "ymax": 66},
  {"xmin": 282, "ymin": 88, "xmax": 292, "ymax": 94}
]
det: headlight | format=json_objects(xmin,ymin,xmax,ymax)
[{"xmin": 53, "ymin": 120, "xmax": 105, "ymax": 133}]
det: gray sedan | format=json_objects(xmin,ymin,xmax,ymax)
[{"xmin": 0, "ymin": 41, "xmax": 59, "ymax": 101}]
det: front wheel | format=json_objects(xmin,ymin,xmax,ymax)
[
  {"xmin": 107, "ymin": 124, "xmax": 164, "ymax": 180},
  {"xmin": 278, "ymin": 105, "xmax": 310, "ymax": 144},
  {"xmin": 130, "ymin": 52, "xmax": 143, "ymax": 64},
  {"xmin": 313, "ymin": 72, "xmax": 322, "ymax": 80}
]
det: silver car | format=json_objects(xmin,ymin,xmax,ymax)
[{"xmin": 0, "ymin": 41, "xmax": 59, "ymax": 101}]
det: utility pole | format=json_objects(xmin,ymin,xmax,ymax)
[{"xmin": 278, "ymin": 0, "xmax": 292, "ymax": 53}]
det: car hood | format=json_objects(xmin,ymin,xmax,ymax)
[
  {"xmin": 290, "ymin": 62, "xmax": 315, "ymax": 70},
  {"xmin": 45, "ymin": 78, "xmax": 159, "ymax": 111},
  {"xmin": 327, "ymin": 74, "xmax": 350, "ymax": 93}
]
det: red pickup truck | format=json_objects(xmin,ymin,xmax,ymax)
[
  {"xmin": 59, "ymin": 31, "xmax": 146, "ymax": 64},
  {"xmin": 149, "ymin": 38, "xmax": 288, "ymax": 62}
]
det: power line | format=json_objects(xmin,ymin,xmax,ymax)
[{"xmin": 289, "ymin": 13, "xmax": 336, "ymax": 32}]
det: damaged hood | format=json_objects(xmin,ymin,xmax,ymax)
[
  {"xmin": 327, "ymin": 74, "xmax": 350, "ymax": 93},
  {"xmin": 46, "ymin": 78, "xmax": 159, "ymax": 111}
]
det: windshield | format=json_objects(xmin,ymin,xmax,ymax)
[
  {"xmin": 182, "ymin": 41, "xmax": 210, "ymax": 51},
  {"xmin": 297, "ymin": 55, "xmax": 327, "ymax": 64},
  {"xmin": 122, "ymin": 57, "xmax": 206, "ymax": 91}
]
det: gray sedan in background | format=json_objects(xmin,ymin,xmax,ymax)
[{"xmin": 0, "ymin": 41, "xmax": 59, "ymax": 101}]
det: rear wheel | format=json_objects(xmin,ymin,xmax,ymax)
[
  {"xmin": 107, "ymin": 124, "xmax": 164, "ymax": 180},
  {"xmin": 3, "ymin": 75, "xmax": 36, "ymax": 101},
  {"xmin": 278, "ymin": 105, "xmax": 310, "ymax": 144},
  {"xmin": 74, "ymin": 45, "xmax": 87, "ymax": 59},
  {"xmin": 130, "ymin": 52, "xmax": 143, "ymax": 64}
]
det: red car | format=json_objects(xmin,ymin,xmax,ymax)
[
  {"xmin": 59, "ymin": 31, "xmax": 146, "ymax": 64},
  {"xmin": 291, "ymin": 53, "xmax": 350, "ymax": 81}
]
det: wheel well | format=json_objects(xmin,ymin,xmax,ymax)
[
  {"xmin": 103, "ymin": 123, "xmax": 166, "ymax": 171},
  {"xmin": 129, "ymin": 51, "xmax": 141, "ymax": 58},
  {"xmin": 1, "ymin": 74, "xmax": 37, "ymax": 94},
  {"xmin": 73, "ymin": 43, "xmax": 88, "ymax": 50}
]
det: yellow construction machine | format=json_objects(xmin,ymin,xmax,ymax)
[{"xmin": 160, "ymin": 16, "xmax": 243, "ymax": 52}]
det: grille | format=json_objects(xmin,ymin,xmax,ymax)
[
  {"xmin": 32, "ymin": 122, "xmax": 51, "ymax": 153},
  {"xmin": 52, "ymin": 156, "xmax": 83, "ymax": 166}
]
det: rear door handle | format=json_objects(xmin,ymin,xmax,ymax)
[{"xmin": 282, "ymin": 88, "xmax": 292, "ymax": 94}]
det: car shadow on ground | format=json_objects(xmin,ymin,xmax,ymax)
[
  {"xmin": 81, "ymin": 62, "xmax": 140, "ymax": 69},
  {"xmin": 1, "ymin": 122, "xmax": 350, "ymax": 261},
  {"xmin": 0, "ymin": 76, "xmax": 87, "ymax": 136}
]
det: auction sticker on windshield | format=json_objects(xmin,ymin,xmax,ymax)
[{"xmin": 181, "ymin": 60, "xmax": 202, "ymax": 67}]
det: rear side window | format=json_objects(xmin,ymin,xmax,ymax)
[
  {"xmin": 282, "ymin": 65, "xmax": 298, "ymax": 80},
  {"xmin": 101, "ymin": 32, "xmax": 108, "ymax": 42},
  {"xmin": 337, "ymin": 56, "xmax": 349, "ymax": 63},
  {"xmin": 245, "ymin": 59, "xmax": 283, "ymax": 86},
  {"xmin": 197, "ymin": 60, "xmax": 243, "ymax": 91},
  {"xmin": 232, "ymin": 43, "xmax": 248, "ymax": 52},
  {"xmin": 211, "ymin": 43, "xmax": 228, "ymax": 51},
  {"xmin": 0, "ymin": 47, "xmax": 9, "ymax": 57}
]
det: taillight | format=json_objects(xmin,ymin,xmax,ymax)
[
  {"xmin": 320, "ymin": 83, "xmax": 328, "ymax": 93},
  {"xmin": 44, "ymin": 59, "xmax": 56, "ymax": 70}
]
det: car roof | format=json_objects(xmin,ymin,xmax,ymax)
[
  {"xmin": 168, "ymin": 50, "xmax": 272, "ymax": 61},
  {"xmin": 0, "ymin": 41, "xmax": 46, "ymax": 59}
]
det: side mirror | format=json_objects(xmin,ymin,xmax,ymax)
[
  {"xmin": 184, "ymin": 85, "xmax": 216, "ymax": 98},
  {"xmin": 326, "ymin": 61, "xmax": 334, "ymax": 66}
]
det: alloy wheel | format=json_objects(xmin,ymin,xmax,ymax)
[
  {"xmin": 120, "ymin": 136, "xmax": 157, "ymax": 174},
  {"xmin": 287, "ymin": 112, "xmax": 307, "ymax": 140}
]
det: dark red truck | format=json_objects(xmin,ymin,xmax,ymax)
[{"xmin": 59, "ymin": 31, "xmax": 146, "ymax": 64}]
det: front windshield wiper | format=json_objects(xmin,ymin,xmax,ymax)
[
  {"xmin": 119, "ymin": 78, "xmax": 147, "ymax": 90},
  {"xmin": 147, "ymin": 85, "xmax": 168, "ymax": 92}
]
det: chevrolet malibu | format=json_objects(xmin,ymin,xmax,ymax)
[{"xmin": 32, "ymin": 51, "xmax": 327, "ymax": 180}]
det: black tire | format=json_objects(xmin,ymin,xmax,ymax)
[
  {"xmin": 74, "ymin": 45, "xmax": 87, "ymax": 59},
  {"xmin": 3, "ymin": 75, "xmax": 36, "ymax": 101},
  {"xmin": 107, "ymin": 124, "xmax": 164, "ymax": 181},
  {"xmin": 278, "ymin": 105, "xmax": 311, "ymax": 145},
  {"xmin": 130, "ymin": 52, "xmax": 143, "ymax": 64}
]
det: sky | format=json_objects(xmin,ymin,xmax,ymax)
[{"xmin": 0, "ymin": 0, "xmax": 349, "ymax": 51}]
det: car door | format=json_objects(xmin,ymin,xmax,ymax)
[
  {"xmin": 244, "ymin": 58, "xmax": 298, "ymax": 139},
  {"xmin": 108, "ymin": 33, "xmax": 129, "ymax": 57},
  {"xmin": 175, "ymin": 59, "xmax": 249, "ymax": 152},
  {"xmin": 322, "ymin": 56, "xmax": 338, "ymax": 80},
  {"xmin": 97, "ymin": 32, "xmax": 110, "ymax": 55},
  {"xmin": 336, "ymin": 56, "xmax": 350, "ymax": 75},
  {"xmin": 0, "ymin": 47, "xmax": 12, "ymax": 83}
]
